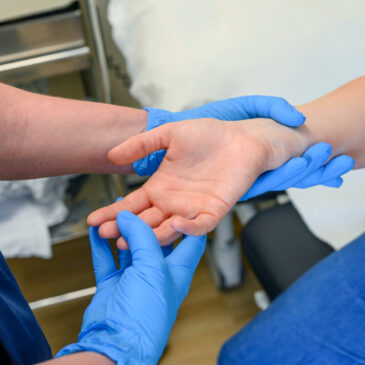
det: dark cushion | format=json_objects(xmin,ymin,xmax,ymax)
[{"xmin": 241, "ymin": 202, "xmax": 334, "ymax": 300}]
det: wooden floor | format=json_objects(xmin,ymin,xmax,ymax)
[
  {"xmin": 160, "ymin": 259, "xmax": 261, "ymax": 364},
  {"xmin": 8, "ymin": 236, "xmax": 262, "ymax": 364}
]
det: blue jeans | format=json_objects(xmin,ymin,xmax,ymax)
[{"xmin": 218, "ymin": 233, "xmax": 365, "ymax": 365}]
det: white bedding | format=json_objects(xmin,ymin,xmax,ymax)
[
  {"xmin": 108, "ymin": 0, "xmax": 365, "ymax": 247},
  {"xmin": 0, "ymin": 177, "xmax": 71, "ymax": 258}
]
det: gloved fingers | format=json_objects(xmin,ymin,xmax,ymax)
[
  {"xmin": 133, "ymin": 149, "xmax": 166, "ymax": 177},
  {"xmin": 322, "ymin": 177, "xmax": 343, "ymax": 188},
  {"xmin": 116, "ymin": 211, "xmax": 164, "ymax": 264},
  {"xmin": 108, "ymin": 124, "xmax": 172, "ymax": 165},
  {"xmin": 88, "ymin": 188, "xmax": 150, "ymax": 229},
  {"xmin": 117, "ymin": 249, "xmax": 132, "ymax": 273},
  {"xmin": 166, "ymin": 235, "xmax": 206, "ymax": 301},
  {"xmin": 173, "ymin": 96, "xmax": 305, "ymax": 127},
  {"xmin": 238, "ymin": 96, "xmax": 306, "ymax": 127},
  {"xmin": 89, "ymin": 226, "xmax": 117, "ymax": 286},
  {"xmin": 170, "ymin": 213, "xmax": 217, "ymax": 236},
  {"xmin": 166, "ymin": 235, "xmax": 206, "ymax": 273},
  {"xmin": 273, "ymin": 142, "xmax": 332, "ymax": 191},
  {"xmin": 240, "ymin": 157, "xmax": 307, "ymax": 201},
  {"xmin": 292, "ymin": 155, "xmax": 354, "ymax": 189},
  {"xmin": 161, "ymin": 243, "xmax": 174, "ymax": 257}
]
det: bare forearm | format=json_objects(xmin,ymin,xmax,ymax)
[
  {"xmin": 297, "ymin": 76, "xmax": 365, "ymax": 168},
  {"xmin": 0, "ymin": 83, "xmax": 147, "ymax": 180},
  {"xmin": 39, "ymin": 352, "xmax": 114, "ymax": 365}
]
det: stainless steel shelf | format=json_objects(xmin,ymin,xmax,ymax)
[
  {"xmin": 0, "ymin": 9, "xmax": 85, "ymax": 64},
  {"xmin": 0, "ymin": 46, "xmax": 90, "ymax": 83}
]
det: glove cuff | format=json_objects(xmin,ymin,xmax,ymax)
[
  {"xmin": 143, "ymin": 107, "xmax": 172, "ymax": 131},
  {"xmin": 133, "ymin": 108, "xmax": 172, "ymax": 176}
]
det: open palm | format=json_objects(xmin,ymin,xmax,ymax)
[{"xmin": 88, "ymin": 118, "xmax": 306, "ymax": 247}]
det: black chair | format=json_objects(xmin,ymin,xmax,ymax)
[{"xmin": 241, "ymin": 202, "xmax": 334, "ymax": 300}]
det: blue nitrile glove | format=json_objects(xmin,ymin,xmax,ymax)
[
  {"xmin": 134, "ymin": 96, "xmax": 306, "ymax": 176},
  {"xmin": 240, "ymin": 142, "xmax": 355, "ymax": 201},
  {"xmin": 56, "ymin": 211, "xmax": 206, "ymax": 365}
]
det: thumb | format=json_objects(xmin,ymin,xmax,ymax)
[
  {"xmin": 116, "ymin": 211, "xmax": 164, "ymax": 265},
  {"xmin": 166, "ymin": 235, "xmax": 206, "ymax": 302},
  {"xmin": 89, "ymin": 226, "xmax": 117, "ymax": 286},
  {"xmin": 108, "ymin": 124, "xmax": 172, "ymax": 165},
  {"xmin": 240, "ymin": 96, "xmax": 305, "ymax": 127}
]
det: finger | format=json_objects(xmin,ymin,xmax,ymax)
[
  {"xmin": 273, "ymin": 142, "xmax": 332, "ymax": 191},
  {"xmin": 138, "ymin": 206, "xmax": 165, "ymax": 229},
  {"xmin": 114, "ymin": 207, "xmax": 166, "ymax": 248},
  {"xmin": 117, "ymin": 235, "xmax": 129, "ymax": 250},
  {"xmin": 117, "ymin": 249, "xmax": 132, "ymax": 272},
  {"xmin": 153, "ymin": 218, "xmax": 182, "ymax": 245},
  {"xmin": 87, "ymin": 189, "xmax": 150, "ymax": 226},
  {"xmin": 89, "ymin": 226, "xmax": 117, "ymax": 286},
  {"xmin": 99, "ymin": 216, "xmax": 160, "ymax": 241},
  {"xmin": 240, "ymin": 157, "xmax": 307, "ymax": 201},
  {"xmin": 322, "ymin": 177, "xmax": 343, "ymax": 188},
  {"xmin": 166, "ymin": 235, "xmax": 206, "ymax": 302},
  {"xmin": 116, "ymin": 211, "xmax": 163, "ymax": 262},
  {"xmin": 167, "ymin": 235, "xmax": 206, "ymax": 276},
  {"xmin": 293, "ymin": 155, "xmax": 354, "ymax": 189},
  {"xmin": 118, "ymin": 228, "xmax": 178, "ymax": 249},
  {"xmin": 170, "ymin": 213, "xmax": 218, "ymax": 236},
  {"xmin": 108, "ymin": 124, "xmax": 172, "ymax": 165},
  {"xmin": 240, "ymin": 96, "xmax": 306, "ymax": 127},
  {"xmin": 97, "ymin": 196, "xmax": 127, "ymax": 239},
  {"xmin": 99, "ymin": 220, "xmax": 120, "ymax": 239}
]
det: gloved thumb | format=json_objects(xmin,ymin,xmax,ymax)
[
  {"xmin": 240, "ymin": 96, "xmax": 306, "ymax": 127},
  {"xmin": 116, "ymin": 211, "xmax": 163, "ymax": 265}
]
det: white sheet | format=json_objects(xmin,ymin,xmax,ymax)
[
  {"xmin": 0, "ymin": 177, "xmax": 71, "ymax": 258},
  {"xmin": 108, "ymin": 0, "xmax": 365, "ymax": 109}
]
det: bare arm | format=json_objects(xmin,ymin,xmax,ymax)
[
  {"xmin": 297, "ymin": 76, "xmax": 365, "ymax": 168},
  {"xmin": 0, "ymin": 83, "xmax": 147, "ymax": 180},
  {"xmin": 39, "ymin": 352, "xmax": 114, "ymax": 365}
]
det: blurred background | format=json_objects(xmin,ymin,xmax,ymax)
[{"xmin": 0, "ymin": 1, "xmax": 364, "ymax": 364}]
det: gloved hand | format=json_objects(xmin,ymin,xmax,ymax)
[
  {"xmin": 56, "ymin": 211, "xmax": 206, "ymax": 365},
  {"xmin": 134, "ymin": 96, "xmax": 306, "ymax": 176},
  {"xmin": 132, "ymin": 96, "xmax": 352, "ymax": 196},
  {"xmin": 240, "ymin": 142, "xmax": 355, "ymax": 201}
]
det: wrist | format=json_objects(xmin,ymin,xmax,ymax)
[
  {"xmin": 115, "ymin": 107, "xmax": 148, "ymax": 136},
  {"xmin": 238, "ymin": 118, "xmax": 313, "ymax": 173}
]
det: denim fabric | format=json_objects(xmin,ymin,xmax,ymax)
[{"xmin": 219, "ymin": 233, "xmax": 365, "ymax": 365}]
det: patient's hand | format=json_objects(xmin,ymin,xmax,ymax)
[{"xmin": 87, "ymin": 118, "xmax": 310, "ymax": 247}]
